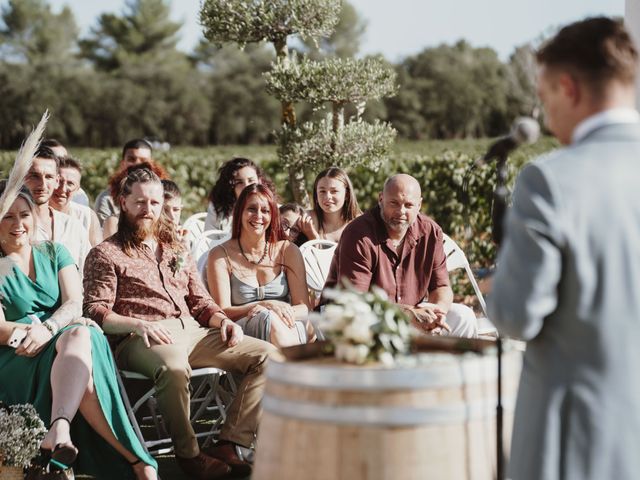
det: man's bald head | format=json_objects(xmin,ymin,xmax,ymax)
[
  {"xmin": 379, "ymin": 174, "xmax": 423, "ymax": 239},
  {"xmin": 383, "ymin": 174, "xmax": 422, "ymax": 198}
]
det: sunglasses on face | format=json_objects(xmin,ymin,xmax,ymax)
[{"xmin": 282, "ymin": 222, "xmax": 300, "ymax": 236}]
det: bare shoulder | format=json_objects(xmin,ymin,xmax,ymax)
[
  {"xmin": 209, "ymin": 239, "xmax": 234, "ymax": 261},
  {"xmin": 278, "ymin": 240, "xmax": 302, "ymax": 259}
]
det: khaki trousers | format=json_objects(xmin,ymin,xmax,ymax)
[{"xmin": 115, "ymin": 317, "xmax": 279, "ymax": 457}]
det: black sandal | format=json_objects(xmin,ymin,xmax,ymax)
[{"xmin": 48, "ymin": 417, "xmax": 78, "ymax": 471}]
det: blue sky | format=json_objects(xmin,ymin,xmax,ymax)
[{"xmin": 47, "ymin": 0, "xmax": 624, "ymax": 60}]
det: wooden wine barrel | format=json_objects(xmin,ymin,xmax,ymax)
[{"xmin": 253, "ymin": 350, "xmax": 522, "ymax": 480}]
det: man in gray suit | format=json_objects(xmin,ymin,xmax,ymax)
[{"xmin": 488, "ymin": 17, "xmax": 640, "ymax": 480}]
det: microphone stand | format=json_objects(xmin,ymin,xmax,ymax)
[
  {"xmin": 492, "ymin": 157, "xmax": 509, "ymax": 246},
  {"xmin": 491, "ymin": 154, "xmax": 509, "ymax": 480}
]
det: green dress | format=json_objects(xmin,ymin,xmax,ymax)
[{"xmin": 0, "ymin": 242, "xmax": 157, "ymax": 479}]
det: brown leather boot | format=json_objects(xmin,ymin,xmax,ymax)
[
  {"xmin": 204, "ymin": 441, "xmax": 252, "ymax": 477},
  {"xmin": 175, "ymin": 452, "xmax": 231, "ymax": 480}
]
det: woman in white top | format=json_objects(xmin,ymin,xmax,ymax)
[
  {"xmin": 299, "ymin": 167, "xmax": 361, "ymax": 243},
  {"xmin": 205, "ymin": 157, "xmax": 275, "ymax": 232}
]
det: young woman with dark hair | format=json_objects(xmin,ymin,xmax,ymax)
[
  {"xmin": 299, "ymin": 167, "xmax": 361, "ymax": 243},
  {"xmin": 204, "ymin": 157, "xmax": 275, "ymax": 232},
  {"xmin": 279, "ymin": 203, "xmax": 307, "ymax": 246}
]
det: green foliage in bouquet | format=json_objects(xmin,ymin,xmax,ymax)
[
  {"xmin": 315, "ymin": 285, "xmax": 412, "ymax": 366},
  {"xmin": 0, "ymin": 403, "xmax": 47, "ymax": 467}
]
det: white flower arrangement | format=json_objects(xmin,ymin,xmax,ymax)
[
  {"xmin": 313, "ymin": 285, "xmax": 412, "ymax": 366},
  {"xmin": 0, "ymin": 403, "xmax": 47, "ymax": 467}
]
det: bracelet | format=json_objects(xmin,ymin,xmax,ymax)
[{"xmin": 42, "ymin": 320, "xmax": 57, "ymax": 337}]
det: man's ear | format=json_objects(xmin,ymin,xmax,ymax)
[
  {"xmin": 378, "ymin": 192, "xmax": 383, "ymax": 204},
  {"xmin": 559, "ymin": 72, "xmax": 581, "ymax": 106}
]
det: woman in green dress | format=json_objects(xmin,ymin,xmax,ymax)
[{"xmin": 0, "ymin": 185, "xmax": 157, "ymax": 480}]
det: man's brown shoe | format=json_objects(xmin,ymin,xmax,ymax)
[
  {"xmin": 204, "ymin": 441, "xmax": 252, "ymax": 477},
  {"xmin": 176, "ymin": 452, "xmax": 231, "ymax": 480}
]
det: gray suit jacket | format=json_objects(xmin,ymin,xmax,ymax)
[{"xmin": 488, "ymin": 122, "xmax": 640, "ymax": 480}]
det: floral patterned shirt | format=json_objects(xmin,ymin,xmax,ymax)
[{"xmin": 83, "ymin": 236, "xmax": 222, "ymax": 327}]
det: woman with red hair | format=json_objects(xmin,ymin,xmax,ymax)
[{"xmin": 207, "ymin": 184, "xmax": 313, "ymax": 347}]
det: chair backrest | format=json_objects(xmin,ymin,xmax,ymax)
[
  {"xmin": 442, "ymin": 233, "xmax": 488, "ymax": 318},
  {"xmin": 299, "ymin": 239, "xmax": 337, "ymax": 294},
  {"xmin": 183, "ymin": 212, "xmax": 208, "ymax": 249},
  {"xmin": 192, "ymin": 228, "xmax": 229, "ymax": 260},
  {"xmin": 195, "ymin": 232, "xmax": 230, "ymax": 290}
]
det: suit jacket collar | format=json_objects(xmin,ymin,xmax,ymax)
[
  {"xmin": 577, "ymin": 121, "xmax": 640, "ymax": 145},
  {"xmin": 572, "ymin": 108, "xmax": 639, "ymax": 144}
]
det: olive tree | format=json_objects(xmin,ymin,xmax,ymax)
[{"xmin": 200, "ymin": 0, "xmax": 397, "ymax": 204}]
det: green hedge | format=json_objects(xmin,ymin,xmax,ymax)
[{"xmin": 0, "ymin": 138, "xmax": 558, "ymax": 301}]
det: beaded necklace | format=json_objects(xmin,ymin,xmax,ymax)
[{"xmin": 238, "ymin": 239, "xmax": 268, "ymax": 265}]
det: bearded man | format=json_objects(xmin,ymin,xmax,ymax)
[
  {"xmin": 94, "ymin": 138, "xmax": 155, "ymax": 225},
  {"xmin": 83, "ymin": 167, "xmax": 279, "ymax": 480},
  {"xmin": 324, "ymin": 173, "xmax": 477, "ymax": 337}
]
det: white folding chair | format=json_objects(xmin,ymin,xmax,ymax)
[
  {"xmin": 299, "ymin": 239, "xmax": 337, "ymax": 296},
  {"xmin": 192, "ymin": 228, "xmax": 229, "ymax": 260},
  {"xmin": 193, "ymin": 229, "xmax": 230, "ymax": 289},
  {"xmin": 183, "ymin": 212, "xmax": 208, "ymax": 252},
  {"xmin": 118, "ymin": 367, "xmax": 236, "ymax": 455},
  {"xmin": 442, "ymin": 233, "xmax": 497, "ymax": 336}
]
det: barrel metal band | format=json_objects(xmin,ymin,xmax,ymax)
[
  {"xmin": 262, "ymin": 395, "xmax": 514, "ymax": 427},
  {"xmin": 267, "ymin": 357, "xmax": 513, "ymax": 391}
]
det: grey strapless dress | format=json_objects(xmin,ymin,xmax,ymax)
[{"xmin": 231, "ymin": 272, "xmax": 307, "ymax": 343}]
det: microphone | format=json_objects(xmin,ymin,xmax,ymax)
[{"xmin": 476, "ymin": 117, "xmax": 540, "ymax": 166}]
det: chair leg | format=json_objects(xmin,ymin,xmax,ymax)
[
  {"xmin": 191, "ymin": 374, "xmax": 220, "ymax": 421},
  {"xmin": 118, "ymin": 368, "xmax": 239, "ymax": 458},
  {"xmin": 115, "ymin": 369, "xmax": 150, "ymax": 454},
  {"xmin": 145, "ymin": 396, "xmax": 168, "ymax": 440}
]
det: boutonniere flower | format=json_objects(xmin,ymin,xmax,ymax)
[{"xmin": 169, "ymin": 252, "xmax": 187, "ymax": 276}]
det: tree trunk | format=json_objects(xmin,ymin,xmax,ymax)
[
  {"xmin": 288, "ymin": 166, "xmax": 309, "ymax": 208},
  {"xmin": 332, "ymin": 101, "xmax": 345, "ymax": 133},
  {"xmin": 331, "ymin": 101, "xmax": 345, "ymax": 151},
  {"xmin": 273, "ymin": 37, "xmax": 309, "ymax": 207}
]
